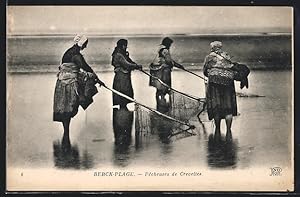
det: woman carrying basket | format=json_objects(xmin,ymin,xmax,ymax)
[
  {"xmin": 203, "ymin": 41, "xmax": 238, "ymax": 138},
  {"xmin": 149, "ymin": 37, "xmax": 185, "ymax": 111}
]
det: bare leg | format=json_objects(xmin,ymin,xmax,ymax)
[
  {"xmin": 156, "ymin": 90, "xmax": 161, "ymax": 108},
  {"xmin": 156, "ymin": 90, "xmax": 169, "ymax": 112},
  {"xmin": 214, "ymin": 115, "xmax": 221, "ymax": 141},
  {"xmin": 214, "ymin": 115, "xmax": 221, "ymax": 131},
  {"xmin": 225, "ymin": 114, "xmax": 233, "ymax": 132},
  {"xmin": 225, "ymin": 114, "xmax": 233, "ymax": 140},
  {"xmin": 62, "ymin": 118, "xmax": 71, "ymax": 150},
  {"xmin": 62, "ymin": 118, "xmax": 71, "ymax": 138}
]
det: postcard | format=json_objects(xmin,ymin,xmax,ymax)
[{"xmin": 6, "ymin": 6, "xmax": 294, "ymax": 191}]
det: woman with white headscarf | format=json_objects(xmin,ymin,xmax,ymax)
[
  {"xmin": 203, "ymin": 41, "xmax": 237, "ymax": 138},
  {"xmin": 53, "ymin": 34, "xmax": 105, "ymax": 143}
]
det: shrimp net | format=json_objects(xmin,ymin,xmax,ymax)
[{"xmin": 135, "ymin": 90, "xmax": 208, "ymax": 141}]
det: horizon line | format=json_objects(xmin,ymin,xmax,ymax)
[{"xmin": 7, "ymin": 32, "xmax": 292, "ymax": 38}]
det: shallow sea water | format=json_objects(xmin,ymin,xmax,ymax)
[{"xmin": 7, "ymin": 70, "xmax": 292, "ymax": 171}]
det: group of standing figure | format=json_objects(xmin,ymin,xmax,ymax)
[{"xmin": 53, "ymin": 34, "xmax": 247, "ymax": 144}]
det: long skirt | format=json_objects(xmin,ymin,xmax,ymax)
[
  {"xmin": 150, "ymin": 66, "xmax": 171, "ymax": 95},
  {"xmin": 53, "ymin": 72, "xmax": 98, "ymax": 122},
  {"xmin": 206, "ymin": 82, "xmax": 237, "ymax": 120},
  {"xmin": 53, "ymin": 80, "xmax": 79, "ymax": 122},
  {"xmin": 112, "ymin": 72, "xmax": 134, "ymax": 107}
]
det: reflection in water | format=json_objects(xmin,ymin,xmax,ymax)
[
  {"xmin": 53, "ymin": 135, "xmax": 80, "ymax": 169},
  {"xmin": 81, "ymin": 149, "xmax": 94, "ymax": 169},
  {"xmin": 206, "ymin": 132, "xmax": 238, "ymax": 168},
  {"xmin": 150, "ymin": 112, "xmax": 173, "ymax": 144},
  {"xmin": 134, "ymin": 105, "xmax": 175, "ymax": 164},
  {"xmin": 150, "ymin": 112, "xmax": 174, "ymax": 163},
  {"xmin": 113, "ymin": 143, "xmax": 132, "ymax": 167},
  {"xmin": 113, "ymin": 107, "xmax": 134, "ymax": 145},
  {"xmin": 53, "ymin": 134, "xmax": 94, "ymax": 169},
  {"xmin": 134, "ymin": 129, "xmax": 152, "ymax": 151},
  {"xmin": 112, "ymin": 107, "xmax": 134, "ymax": 167}
]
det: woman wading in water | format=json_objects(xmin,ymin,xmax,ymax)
[
  {"xmin": 149, "ymin": 37, "xmax": 185, "ymax": 112},
  {"xmin": 111, "ymin": 39, "xmax": 142, "ymax": 109},
  {"xmin": 53, "ymin": 34, "xmax": 105, "ymax": 145},
  {"xmin": 203, "ymin": 41, "xmax": 238, "ymax": 139}
]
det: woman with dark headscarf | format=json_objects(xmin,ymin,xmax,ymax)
[
  {"xmin": 150, "ymin": 37, "xmax": 185, "ymax": 110},
  {"xmin": 53, "ymin": 34, "xmax": 105, "ymax": 139},
  {"xmin": 111, "ymin": 39, "xmax": 142, "ymax": 109},
  {"xmin": 203, "ymin": 41, "xmax": 237, "ymax": 137}
]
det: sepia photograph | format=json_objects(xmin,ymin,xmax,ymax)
[{"xmin": 6, "ymin": 6, "xmax": 294, "ymax": 191}]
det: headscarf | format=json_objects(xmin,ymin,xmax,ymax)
[
  {"xmin": 117, "ymin": 39, "xmax": 128, "ymax": 48},
  {"xmin": 112, "ymin": 39, "xmax": 134, "ymax": 65},
  {"xmin": 112, "ymin": 39, "xmax": 128, "ymax": 56},
  {"xmin": 210, "ymin": 41, "xmax": 222, "ymax": 52},
  {"xmin": 161, "ymin": 37, "xmax": 173, "ymax": 48},
  {"xmin": 74, "ymin": 34, "xmax": 88, "ymax": 47},
  {"xmin": 210, "ymin": 41, "xmax": 232, "ymax": 64}
]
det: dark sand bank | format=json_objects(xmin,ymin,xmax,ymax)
[{"xmin": 7, "ymin": 34, "xmax": 292, "ymax": 73}]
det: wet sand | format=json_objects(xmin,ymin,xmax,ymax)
[{"xmin": 7, "ymin": 70, "xmax": 292, "ymax": 171}]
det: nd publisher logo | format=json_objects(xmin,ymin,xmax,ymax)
[{"xmin": 270, "ymin": 167, "xmax": 282, "ymax": 176}]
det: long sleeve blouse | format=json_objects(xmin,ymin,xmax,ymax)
[
  {"xmin": 112, "ymin": 52, "xmax": 138, "ymax": 73},
  {"xmin": 62, "ymin": 45, "xmax": 94, "ymax": 73}
]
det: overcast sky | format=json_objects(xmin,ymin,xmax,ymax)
[{"xmin": 7, "ymin": 6, "xmax": 293, "ymax": 35}]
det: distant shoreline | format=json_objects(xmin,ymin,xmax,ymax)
[
  {"xmin": 7, "ymin": 34, "xmax": 292, "ymax": 73},
  {"xmin": 7, "ymin": 32, "xmax": 292, "ymax": 38},
  {"xmin": 7, "ymin": 65, "xmax": 292, "ymax": 74}
]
